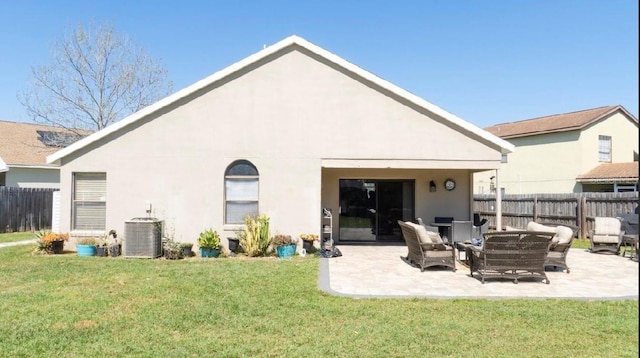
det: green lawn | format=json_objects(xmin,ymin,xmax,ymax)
[
  {"xmin": 0, "ymin": 244, "xmax": 637, "ymax": 357},
  {"xmin": 0, "ymin": 231, "xmax": 34, "ymax": 243}
]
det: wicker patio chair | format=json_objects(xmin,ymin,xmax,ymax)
[
  {"xmin": 451, "ymin": 220, "xmax": 473, "ymax": 244},
  {"xmin": 397, "ymin": 220, "xmax": 456, "ymax": 272},
  {"xmin": 467, "ymin": 231, "xmax": 555, "ymax": 284},
  {"xmin": 527, "ymin": 221, "xmax": 577, "ymax": 273},
  {"xmin": 589, "ymin": 217, "xmax": 624, "ymax": 254}
]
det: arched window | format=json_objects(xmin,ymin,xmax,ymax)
[{"xmin": 225, "ymin": 160, "xmax": 259, "ymax": 224}]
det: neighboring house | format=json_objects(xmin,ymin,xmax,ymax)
[
  {"xmin": 0, "ymin": 120, "xmax": 86, "ymax": 188},
  {"xmin": 47, "ymin": 35, "xmax": 514, "ymax": 246},
  {"xmin": 474, "ymin": 106, "xmax": 639, "ymax": 195}
]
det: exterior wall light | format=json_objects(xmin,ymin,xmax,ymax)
[{"xmin": 429, "ymin": 180, "xmax": 436, "ymax": 192}]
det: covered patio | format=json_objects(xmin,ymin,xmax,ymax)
[{"xmin": 320, "ymin": 245, "xmax": 638, "ymax": 300}]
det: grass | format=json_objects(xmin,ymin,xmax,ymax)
[
  {"xmin": 0, "ymin": 244, "xmax": 638, "ymax": 357},
  {"xmin": 0, "ymin": 231, "xmax": 34, "ymax": 243},
  {"xmin": 572, "ymin": 238, "xmax": 590, "ymax": 249}
]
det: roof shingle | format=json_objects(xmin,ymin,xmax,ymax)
[
  {"xmin": 0, "ymin": 120, "xmax": 86, "ymax": 166},
  {"xmin": 484, "ymin": 105, "xmax": 636, "ymax": 138},
  {"xmin": 576, "ymin": 162, "xmax": 639, "ymax": 182}
]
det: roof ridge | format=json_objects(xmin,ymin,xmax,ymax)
[
  {"xmin": 487, "ymin": 105, "xmax": 618, "ymax": 128},
  {"xmin": 46, "ymin": 35, "xmax": 514, "ymax": 164}
]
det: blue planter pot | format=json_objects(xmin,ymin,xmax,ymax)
[
  {"xmin": 276, "ymin": 244, "xmax": 296, "ymax": 259},
  {"xmin": 77, "ymin": 244, "xmax": 97, "ymax": 257},
  {"xmin": 199, "ymin": 247, "xmax": 220, "ymax": 258}
]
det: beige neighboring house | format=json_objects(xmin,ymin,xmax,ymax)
[
  {"xmin": 0, "ymin": 120, "xmax": 85, "ymax": 188},
  {"xmin": 47, "ymin": 35, "xmax": 514, "ymax": 247},
  {"xmin": 474, "ymin": 106, "xmax": 639, "ymax": 195}
]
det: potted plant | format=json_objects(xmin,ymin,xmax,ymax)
[
  {"xmin": 33, "ymin": 230, "xmax": 69, "ymax": 255},
  {"xmin": 179, "ymin": 242, "xmax": 194, "ymax": 257},
  {"xmin": 76, "ymin": 237, "xmax": 98, "ymax": 257},
  {"xmin": 105, "ymin": 230, "xmax": 121, "ymax": 257},
  {"xmin": 272, "ymin": 234, "xmax": 296, "ymax": 259},
  {"xmin": 197, "ymin": 229, "xmax": 221, "ymax": 258},
  {"xmin": 95, "ymin": 237, "xmax": 108, "ymax": 257},
  {"xmin": 227, "ymin": 237, "xmax": 241, "ymax": 254},
  {"xmin": 299, "ymin": 233, "xmax": 319, "ymax": 253},
  {"xmin": 163, "ymin": 238, "xmax": 183, "ymax": 260}
]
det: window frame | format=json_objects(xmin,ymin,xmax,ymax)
[
  {"xmin": 224, "ymin": 160, "xmax": 259, "ymax": 225},
  {"xmin": 598, "ymin": 135, "xmax": 612, "ymax": 162},
  {"xmin": 72, "ymin": 172, "xmax": 107, "ymax": 232}
]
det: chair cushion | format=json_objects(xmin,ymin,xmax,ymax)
[
  {"xmin": 554, "ymin": 225, "xmax": 574, "ymax": 245},
  {"xmin": 426, "ymin": 230, "xmax": 444, "ymax": 244},
  {"xmin": 504, "ymin": 225, "xmax": 521, "ymax": 231},
  {"xmin": 427, "ymin": 249, "xmax": 453, "ymax": 257},
  {"xmin": 595, "ymin": 217, "xmax": 621, "ymax": 235},
  {"xmin": 526, "ymin": 221, "xmax": 555, "ymax": 233},
  {"xmin": 527, "ymin": 222, "xmax": 572, "ymax": 244},
  {"xmin": 407, "ymin": 222, "xmax": 431, "ymax": 244},
  {"xmin": 592, "ymin": 234, "xmax": 620, "ymax": 244}
]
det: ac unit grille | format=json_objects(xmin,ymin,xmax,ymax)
[{"xmin": 124, "ymin": 219, "xmax": 163, "ymax": 258}]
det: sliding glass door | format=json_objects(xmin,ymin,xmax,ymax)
[{"xmin": 339, "ymin": 179, "xmax": 414, "ymax": 242}]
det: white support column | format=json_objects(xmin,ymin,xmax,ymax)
[{"xmin": 495, "ymin": 169, "xmax": 502, "ymax": 231}]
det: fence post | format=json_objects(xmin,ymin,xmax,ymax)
[
  {"xmin": 579, "ymin": 196, "xmax": 587, "ymax": 238},
  {"xmin": 533, "ymin": 195, "xmax": 538, "ymax": 222}
]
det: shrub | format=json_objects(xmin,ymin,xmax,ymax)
[
  {"xmin": 271, "ymin": 234, "xmax": 294, "ymax": 246},
  {"xmin": 33, "ymin": 230, "xmax": 69, "ymax": 254},
  {"xmin": 236, "ymin": 214, "xmax": 270, "ymax": 257}
]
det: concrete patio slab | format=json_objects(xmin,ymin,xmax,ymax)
[{"xmin": 320, "ymin": 245, "xmax": 638, "ymax": 300}]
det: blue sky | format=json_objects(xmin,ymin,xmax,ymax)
[{"xmin": 1, "ymin": 0, "xmax": 638, "ymax": 128}]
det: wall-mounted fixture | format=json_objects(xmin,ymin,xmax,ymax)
[{"xmin": 429, "ymin": 180, "xmax": 436, "ymax": 192}]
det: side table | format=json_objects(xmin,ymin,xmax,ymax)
[
  {"xmin": 455, "ymin": 241, "xmax": 472, "ymax": 263},
  {"xmin": 621, "ymin": 234, "xmax": 638, "ymax": 262}
]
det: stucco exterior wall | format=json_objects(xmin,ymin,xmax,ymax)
[
  {"xmin": 321, "ymin": 168, "xmax": 474, "ymax": 241},
  {"xmin": 57, "ymin": 48, "xmax": 502, "ymax": 243},
  {"xmin": 579, "ymin": 111, "xmax": 639, "ymax": 166},
  {"xmin": 5, "ymin": 167, "xmax": 59, "ymax": 189}
]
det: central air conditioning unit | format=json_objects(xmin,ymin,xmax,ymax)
[{"xmin": 124, "ymin": 217, "xmax": 163, "ymax": 258}]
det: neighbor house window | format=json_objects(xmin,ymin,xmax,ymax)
[
  {"xmin": 225, "ymin": 160, "xmax": 259, "ymax": 224},
  {"xmin": 598, "ymin": 135, "xmax": 611, "ymax": 162},
  {"xmin": 72, "ymin": 173, "xmax": 106, "ymax": 231}
]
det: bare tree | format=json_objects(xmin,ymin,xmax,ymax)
[{"xmin": 19, "ymin": 22, "xmax": 173, "ymax": 133}]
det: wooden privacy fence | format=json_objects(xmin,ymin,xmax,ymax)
[
  {"xmin": 474, "ymin": 192, "xmax": 639, "ymax": 238},
  {"xmin": 0, "ymin": 187, "xmax": 57, "ymax": 233}
]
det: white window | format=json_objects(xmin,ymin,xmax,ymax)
[
  {"xmin": 598, "ymin": 135, "xmax": 611, "ymax": 162},
  {"xmin": 225, "ymin": 160, "xmax": 259, "ymax": 224},
  {"xmin": 73, "ymin": 173, "xmax": 106, "ymax": 231},
  {"xmin": 501, "ymin": 154, "xmax": 508, "ymax": 163}
]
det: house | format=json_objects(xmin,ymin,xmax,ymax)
[
  {"xmin": 46, "ymin": 35, "xmax": 514, "ymax": 247},
  {"xmin": 474, "ymin": 106, "xmax": 639, "ymax": 195},
  {"xmin": 0, "ymin": 120, "xmax": 85, "ymax": 188}
]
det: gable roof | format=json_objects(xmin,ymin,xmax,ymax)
[
  {"xmin": 0, "ymin": 120, "xmax": 83, "ymax": 168},
  {"xmin": 576, "ymin": 162, "xmax": 639, "ymax": 183},
  {"xmin": 47, "ymin": 35, "xmax": 514, "ymax": 165},
  {"xmin": 484, "ymin": 105, "xmax": 638, "ymax": 139}
]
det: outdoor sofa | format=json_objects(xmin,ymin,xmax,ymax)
[
  {"xmin": 467, "ymin": 231, "xmax": 556, "ymax": 284},
  {"xmin": 397, "ymin": 220, "xmax": 456, "ymax": 272}
]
